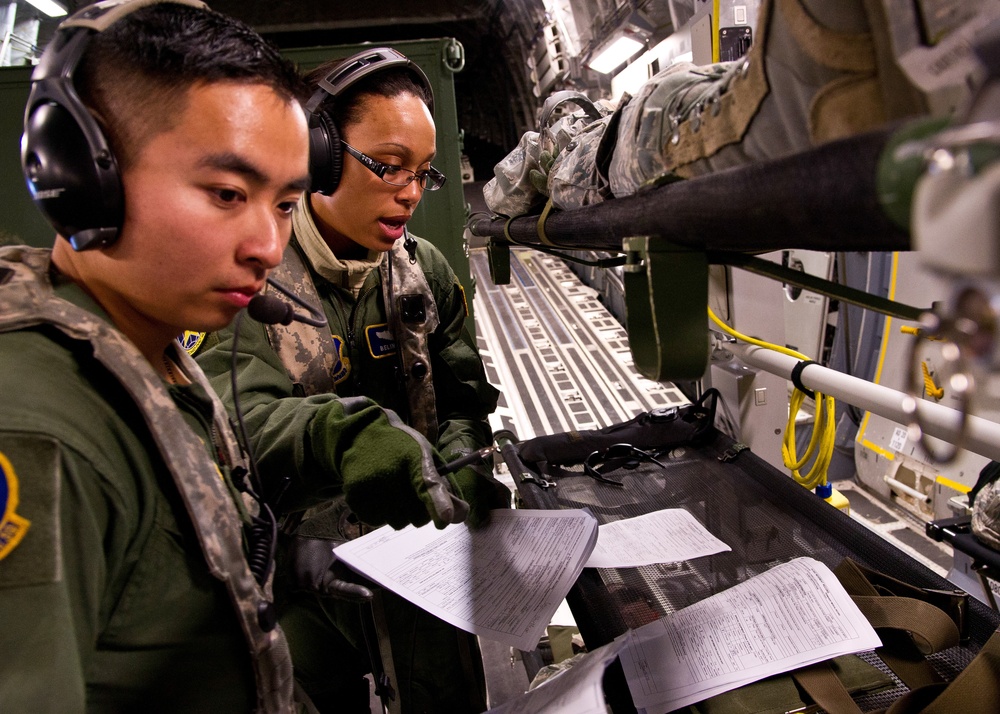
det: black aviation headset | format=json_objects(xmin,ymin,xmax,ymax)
[
  {"xmin": 304, "ymin": 46, "xmax": 434, "ymax": 196},
  {"xmin": 20, "ymin": 0, "xmax": 207, "ymax": 251}
]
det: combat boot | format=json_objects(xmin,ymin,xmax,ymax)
[{"xmin": 609, "ymin": 0, "xmax": 999, "ymax": 196}]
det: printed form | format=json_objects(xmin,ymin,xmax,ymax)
[
  {"xmin": 585, "ymin": 508, "xmax": 730, "ymax": 568},
  {"xmin": 618, "ymin": 557, "xmax": 882, "ymax": 713},
  {"xmin": 486, "ymin": 640, "xmax": 626, "ymax": 714},
  {"xmin": 334, "ymin": 508, "xmax": 598, "ymax": 651}
]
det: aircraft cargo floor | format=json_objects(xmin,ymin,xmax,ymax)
[{"xmin": 465, "ymin": 243, "xmax": 963, "ymax": 711}]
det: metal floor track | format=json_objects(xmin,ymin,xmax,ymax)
[
  {"xmin": 470, "ymin": 246, "xmax": 688, "ymax": 442},
  {"xmin": 470, "ymin": 246, "xmax": 958, "ymax": 584}
]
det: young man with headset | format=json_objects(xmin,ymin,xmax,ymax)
[
  {"xmin": 0, "ymin": 1, "xmax": 471, "ymax": 710},
  {"xmin": 195, "ymin": 49, "xmax": 509, "ymax": 712}
]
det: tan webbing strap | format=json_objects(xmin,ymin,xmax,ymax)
[
  {"xmin": 850, "ymin": 595, "xmax": 959, "ymax": 654},
  {"xmin": 535, "ymin": 198, "xmax": 558, "ymax": 246},
  {"xmin": 920, "ymin": 628, "xmax": 1000, "ymax": 714},
  {"xmin": 502, "ymin": 216, "xmax": 532, "ymax": 246},
  {"xmin": 837, "ymin": 559, "xmax": 968, "ymax": 636},
  {"xmin": 264, "ymin": 242, "xmax": 338, "ymax": 397},
  {"xmin": 791, "ymin": 661, "xmax": 864, "ymax": 714},
  {"xmin": 884, "ymin": 682, "xmax": 950, "ymax": 714},
  {"xmin": 834, "ymin": 559, "xmax": 955, "ymax": 690},
  {"xmin": 871, "ymin": 629, "xmax": 944, "ymax": 691}
]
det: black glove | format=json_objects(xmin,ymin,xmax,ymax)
[
  {"xmin": 286, "ymin": 534, "xmax": 372, "ymax": 602},
  {"xmin": 447, "ymin": 464, "xmax": 512, "ymax": 529}
]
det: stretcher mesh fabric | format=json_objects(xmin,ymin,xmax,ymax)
[{"xmin": 506, "ymin": 429, "xmax": 1000, "ymax": 712}]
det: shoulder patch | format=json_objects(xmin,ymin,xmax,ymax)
[
  {"xmin": 178, "ymin": 331, "xmax": 206, "ymax": 356},
  {"xmin": 366, "ymin": 323, "xmax": 398, "ymax": 359},
  {"xmin": 331, "ymin": 335, "xmax": 351, "ymax": 384},
  {"xmin": 457, "ymin": 282, "xmax": 469, "ymax": 318},
  {"xmin": 0, "ymin": 451, "xmax": 31, "ymax": 561}
]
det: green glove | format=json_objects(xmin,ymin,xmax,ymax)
[
  {"xmin": 447, "ymin": 463, "xmax": 512, "ymax": 529},
  {"xmin": 528, "ymin": 149, "xmax": 556, "ymax": 194},
  {"xmin": 314, "ymin": 397, "xmax": 469, "ymax": 529}
]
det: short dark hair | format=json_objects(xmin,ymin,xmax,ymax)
[
  {"xmin": 304, "ymin": 59, "xmax": 433, "ymax": 134},
  {"xmin": 75, "ymin": 3, "xmax": 307, "ymax": 168}
]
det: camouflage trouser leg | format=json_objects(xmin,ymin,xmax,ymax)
[{"xmin": 607, "ymin": 0, "xmax": 995, "ymax": 195}]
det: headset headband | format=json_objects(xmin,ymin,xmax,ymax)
[
  {"xmin": 304, "ymin": 46, "xmax": 434, "ymax": 196},
  {"xmin": 305, "ymin": 46, "xmax": 433, "ymax": 115},
  {"xmin": 21, "ymin": 0, "xmax": 208, "ymax": 250}
]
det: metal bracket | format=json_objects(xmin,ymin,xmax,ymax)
[
  {"xmin": 487, "ymin": 239, "xmax": 511, "ymax": 285},
  {"xmin": 623, "ymin": 236, "xmax": 709, "ymax": 381},
  {"xmin": 709, "ymin": 252, "xmax": 929, "ymax": 320},
  {"xmin": 517, "ymin": 469, "xmax": 556, "ymax": 489}
]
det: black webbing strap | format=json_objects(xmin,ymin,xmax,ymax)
[{"xmin": 791, "ymin": 359, "xmax": 817, "ymax": 400}]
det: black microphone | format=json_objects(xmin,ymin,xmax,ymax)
[
  {"xmin": 248, "ymin": 294, "xmax": 295, "ymax": 325},
  {"xmin": 247, "ymin": 277, "xmax": 327, "ymax": 327},
  {"xmin": 403, "ymin": 226, "xmax": 417, "ymax": 264}
]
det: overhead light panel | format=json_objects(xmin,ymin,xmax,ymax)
[
  {"xmin": 24, "ymin": 0, "xmax": 67, "ymax": 18},
  {"xmin": 588, "ymin": 35, "xmax": 643, "ymax": 74}
]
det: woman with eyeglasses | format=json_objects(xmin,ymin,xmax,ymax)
[{"xmin": 196, "ymin": 49, "xmax": 508, "ymax": 713}]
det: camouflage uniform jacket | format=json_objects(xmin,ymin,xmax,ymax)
[
  {"xmin": 0, "ymin": 246, "xmax": 294, "ymax": 712},
  {"xmin": 196, "ymin": 232, "xmax": 500, "ymax": 509}
]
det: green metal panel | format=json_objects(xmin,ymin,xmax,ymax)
[
  {"xmin": 0, "ymin": 65, "xmax": 54, "ymax": 248},
  {"xmin": 0, "ymin": 38, "xmax": 473, "ymax": 328},
  {"xmin": 283, "ymin": 39, "xmax": 474, "ymax": 329}
]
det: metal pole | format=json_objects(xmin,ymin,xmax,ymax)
[
  {"xmin": 730, "ymin": 342, "xmax": 1000, "ymax": 463},
  {"xmin": 0, "ymin": 3, "xmax": 17, "ymax": 67}
]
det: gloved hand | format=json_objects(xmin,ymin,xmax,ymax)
[
  {"xmin": 528, "ymin": 149, "xmax": 556, "ymax": 195},
  {"xmin": 286, "ymin": 534, "xmax": 372, "ymax": 602},
  {"xmin": 447, "ymin": 464, "xmax": 512, "ymax": 529},
  {"xmin": 317, "ymin": 397, "xmax": 469, "ymax": 529}
]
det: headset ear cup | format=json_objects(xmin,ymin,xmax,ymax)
[
  {"xmin": 308, "ymin": 108, "xmax": 342, "ymax": 195},
  {"xmin": 22, "ymin": 98, "xmax": 124, "ymax": 250}
]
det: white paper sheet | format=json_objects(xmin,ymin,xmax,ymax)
[
  {"xmin": 334, "ymin": 508, "xmax": 599, "ymax": 651},
  {"xmin": 585, "ymin": 508, "xmax": 731, "ymax": 568},
  {"xmin": 618, "ymin": 557, "xmax": 883, "ymax": 713},
  {"xmin": 486, "ymin": 640, "xmax": 626, "ymax": 714}
]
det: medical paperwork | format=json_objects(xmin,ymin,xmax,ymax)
[
  {"xmin": 486, "ymin": 640, "xmax": 627, "ymax": 714},
  {"xmin": 618, "ymin": 557, "xmax": 883, "ymax": 713},
  {"xmin": 334, "ymin": 508, "xmax": 598, "ymax": 651},
  {"xmin": 584, "ymin": 508, "xmax": 730, "ymax": 568}
]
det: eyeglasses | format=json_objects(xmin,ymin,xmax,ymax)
[
  {"xmin": 341, "ymin": 141, "xmax": 447, "ymax": 191},
  {"xmin": 584, "ymin": 443, "xmax": 666, "ymax": 487}
]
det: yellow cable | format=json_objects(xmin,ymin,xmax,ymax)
[
  {"xmin": 709, "ymin": 307, "xmax": 837, "ymax": 491},
  {"xmin": 900, "ymin": 325, "xmax": 943, "ymax": 341},
  {"xmin": 921, "ymin": 361, "xmax": 944, "ymax": 400}
]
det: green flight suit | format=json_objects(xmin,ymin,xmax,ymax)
[
  {"xmin": 196, "ymin": 225, "xmax": 501, "ymax": 713},
  {"xmin": 0, "ymin": 252, "xmax": 268, "ymax": 712}
]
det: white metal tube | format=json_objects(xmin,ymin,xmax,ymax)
[
  {"xmin": 730, "ymin": 342, "xmax": 1000, "ymax": 463},
  {"xmin": 883, "ymin": 475, "xmax": 931, "ymax": 503},
  {"xmin": 0, "ymin": 3, "xmax": 16, "ymax": 67}
]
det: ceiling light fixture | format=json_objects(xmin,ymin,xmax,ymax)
[
  {"xmin": 588, "ymin": 35, "xmax": 644, "ymax": 74},
  {"xmin": 24, "ymin": 0, "xmax": 67, "ymax": 18}
]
